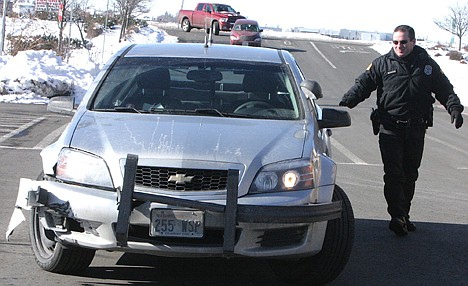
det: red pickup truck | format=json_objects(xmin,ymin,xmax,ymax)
[{"xmin": 178, "ymin": 3, "xmax": 245, "ymax": 35}]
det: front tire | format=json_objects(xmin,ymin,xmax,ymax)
[
  {"xmin": 29, "ymin": 172, "xmax": 95, "ymax": 274},
  {"xmin": 212, "ymin": 21, "xmax": 220, "ymax": 35},
  {"xmin": 181, "ymin": 18, "xmax": 192, "ymax": 32},
  {"xmin": 269, "ymin": 185, "xmax": 354, "ymax": 285}
]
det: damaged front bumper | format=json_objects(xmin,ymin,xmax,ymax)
[{"xmin": 7, "ymin": 154, "xmax": 342, "ymax": 258}]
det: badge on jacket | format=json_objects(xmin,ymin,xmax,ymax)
[{"xmin": 424, "ymin": 65, "xmax": 433, "ymax": 75}]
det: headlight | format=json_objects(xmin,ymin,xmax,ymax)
[
  {"xmin": 56, "ymin": 148, "xmax": 114, "ymax": 189},
  {"xmin": 250, "ymin": 159, "xmax": 314, "ymax": 194},
  {"xmin": 220, "ymin": 18, "xmax": 227, "ymax": 22}
]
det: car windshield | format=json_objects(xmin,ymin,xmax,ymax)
[
  {"xmin": 90, "ymin": 57, "xmax": 301, "ymax": 120},
  {"xmin": 213, "ymin": 4, "xmax": 236, "ymax": 13},
  {"xmin": 235, "ymin": 24, "xmax": 260, "ymax": 32}
]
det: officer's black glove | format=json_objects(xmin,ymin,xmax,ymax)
[{"xmin": 450, "ymin": 110, "xmax": 463, "ymax": 129}]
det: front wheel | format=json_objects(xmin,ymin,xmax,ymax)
[
  {"xmin": 29, "ymin": 208, "xmax": 96, "ymax": 274},
  {"xmin": 212, "ymin": 21, "xmax": 220, "ymax": 35},
  {"xmin": 269, "ymin": 185, "xmax": 355, "ymax": 285},
  {"xmin": 181, "ymin": 18, "xmax": 192, "ymax": 32},
  {"xmin": 29, "ymin": 172, "xmax": 95, "ymax": 274}
]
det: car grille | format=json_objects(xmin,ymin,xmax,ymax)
[
  {"xmin": 227, "ymin": 16, "xmax": 244, "ymax": 24},
  {"xmin": 240, "ymin": 36, "xmax": 256, "ymax": 41},
  {"xmin": 135, "ymin": 166, "xmax": 228, "ymax": 192}
]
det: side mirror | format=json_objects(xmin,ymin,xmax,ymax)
[
  {"xmin": 47, "ymin": 96, "xmax": 75, "ymax": 115},
  {"xmin": 318, "ymin": 108, "xmax": 351, "ymax": 129},
  {"xmin": 300, "ymin": 79, "xmax": 323, "ymax": 99}
]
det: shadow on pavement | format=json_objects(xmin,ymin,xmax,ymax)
[
  {"xmin": 80, "ymin": 219, "xmax": 467, "ymax": 285},
  {"xmin": 331, "ymin": 219, "xmax": 467, "ymax": 285}
]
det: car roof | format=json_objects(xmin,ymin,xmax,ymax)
[
  {"xmin": 124, "ymin": 43, "xmax": 282, "ymax": 63},
  {"xmin": 234, "ymin": 19, "xmax": 259, "ymax": 25}
]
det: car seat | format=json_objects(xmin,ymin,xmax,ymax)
[
  {"xmin": 127, "ymin": 68, "xmax": 182, "ymax": 110},
  {"xmin": 122, "ymin": 68, "xmax": 169, "ymax": 110},
  {"xmin": 242, "ymin": 71, "xmax": 277, "ymax": 99}
]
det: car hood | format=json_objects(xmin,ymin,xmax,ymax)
[
  {"xmin": 214, "ymin": 12, "xmax": 241, "ymax": 17},
  {"xmin": 233, "ymin": 31, "xmax": 260, "ymax": 37},
  {"xmin": 70, "ymin": 112, "xmax": 307, "ymax": 166}
]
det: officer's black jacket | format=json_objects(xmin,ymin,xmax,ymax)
[{"xmin": 341, "ymin": 45, "xmax": 464, "ymax": 121}]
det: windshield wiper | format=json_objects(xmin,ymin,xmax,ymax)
[
  {"xmin": 93, "ymin": 107, "xmax": 144, "ymax": 113},
  {"xmin": 148, "ymin": 108, "xmax": 226, "ymax": 117},
  {"xmin": 113, "ymin": 106, "xmax": 143, "ymax": 113},
  {"xmin": 148, "ymin": 108, "xmax": 186, "ymax": 114},
  {"xmin": 194, "ymin": 108, "xmax": 226, "ymax": 117},
  {"xmin": 148, "ymin": 107, "xmax": 253, "ymax": 118}
]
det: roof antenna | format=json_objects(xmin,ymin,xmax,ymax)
[{"xmin": 204, "ymin": 3, "xmax": 214, "ymax": 47}]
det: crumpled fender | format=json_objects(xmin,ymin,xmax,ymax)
[{"xmin": 5, "ymin": 178, "xmax": 38, "ymax": 241}]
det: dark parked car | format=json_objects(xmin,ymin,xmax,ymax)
[
  {"xmin": 230, "ymin": 19, "xmax": 263, "ymax": 46},
  {"xmin": 7, "ymin": 42, "xmax": 353, "ymax": 285}
]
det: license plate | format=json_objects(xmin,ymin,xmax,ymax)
[{"xmin": 150, "ymin": 209, "xmax": 204, "ymax": 238}]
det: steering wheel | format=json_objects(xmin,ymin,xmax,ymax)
[{"xmin": 234, "ymin": 101, "xmax": 274, "ymax": 113}]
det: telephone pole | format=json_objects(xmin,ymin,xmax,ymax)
[{"xmin": 0, "ymin": 0, "xmax": 8, "ymax": 55}]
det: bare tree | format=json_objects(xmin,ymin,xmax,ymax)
[
  {"xmin": 114, "ymin": 0, "xmax": 151, "ymax": 42},
  {"xmin": 57, "ymin": 0, "xmax": 70, "ymax": 56},
  {"xmin": 70, "ymin": 0, "xmax": 93, "ymax": 49},
  {"xmin": 434, "ymin": 2, "xmax": 468, "ymax": 51}
]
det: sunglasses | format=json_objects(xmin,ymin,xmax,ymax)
[{"xmin": 392, "ymin": 40, "xmax": 408, "ymax": 45}]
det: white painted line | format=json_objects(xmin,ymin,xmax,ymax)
[
  {"xmin": 330, "ymin": 137, "xmax": 367, "ymax": 165},
  {"xmin": 310, "ymin": 42, "xmax": 337, "ymax": 69},
  {"xmin": 337, "ymin": 162, "xmax": 381, "ymax": 166},
  {"xmin": 426, "ymin": 134, "xmax": 468, "ymax": 157},
  {"xmin": 33, "ymin": 123, "xmax": 68, "ymax": 149},
  {"xmin": 0, "ymin": 116, "xmax": 46, "ymax": 143},
  {"xmin": 339, "ymin": 50, "xmax": 371, "ymax": 54},
  {"xmin": 0, "ymin": 145, "xmax": 39, "ymax": 150},
  {"xmin": 1, "ymin": 124, "xmax": 27, "ymax": 128}
]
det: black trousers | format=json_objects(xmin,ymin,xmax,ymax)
[{"xmin": 378, "ymin": 124, "xmax": 426, "ymax": 219}]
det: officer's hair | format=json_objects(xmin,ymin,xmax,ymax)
[{"xmin": 394, "ymin": 25, "xmax": 415, "ymax": 41}]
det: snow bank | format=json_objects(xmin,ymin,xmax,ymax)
[{"xmin": 0, "ymin": 19, "xmax": 177, "ymax": 104}]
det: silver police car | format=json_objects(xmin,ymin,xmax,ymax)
[{"xmin": 8, "ymin": 43, "xmax": 353, "ymax": 285}]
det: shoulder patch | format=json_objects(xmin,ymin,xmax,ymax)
[{"xmin": 424, "ymin": 65, "xmax": 433, "ymax": 75}]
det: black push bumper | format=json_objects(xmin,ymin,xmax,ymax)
[{"xmin": 115, "ymin": 154, "xmax": 342, "ymax": 252}]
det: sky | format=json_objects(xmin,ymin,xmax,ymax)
[
  {"xmin": 103, "ymin": 0, "xmax": 467, "ymax": 43},
  {"xmin": 0, "ymin": 18, "xmax": 466, "ymax": 109}
]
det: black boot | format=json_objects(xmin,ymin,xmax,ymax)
[
  {"xmin": 406, "ymin": 218, "xmax": 416, "ymax": 232},
  {"xmin": 389, "ymin": 217, "xmax": 408, "ymax": 236}
]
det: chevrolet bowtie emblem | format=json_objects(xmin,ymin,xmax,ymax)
[{"xmin": 168, "ymin": 174, "xmax": 194, "ymax": 184}]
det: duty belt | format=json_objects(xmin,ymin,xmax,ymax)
[{"xmin": 392, "ymin": 118, "xmax": 425, "ymax": 127}]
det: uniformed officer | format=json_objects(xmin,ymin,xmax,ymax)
[{"xmin": 339, "ymin": 25, "xmax": 464, "ymax": 236}]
